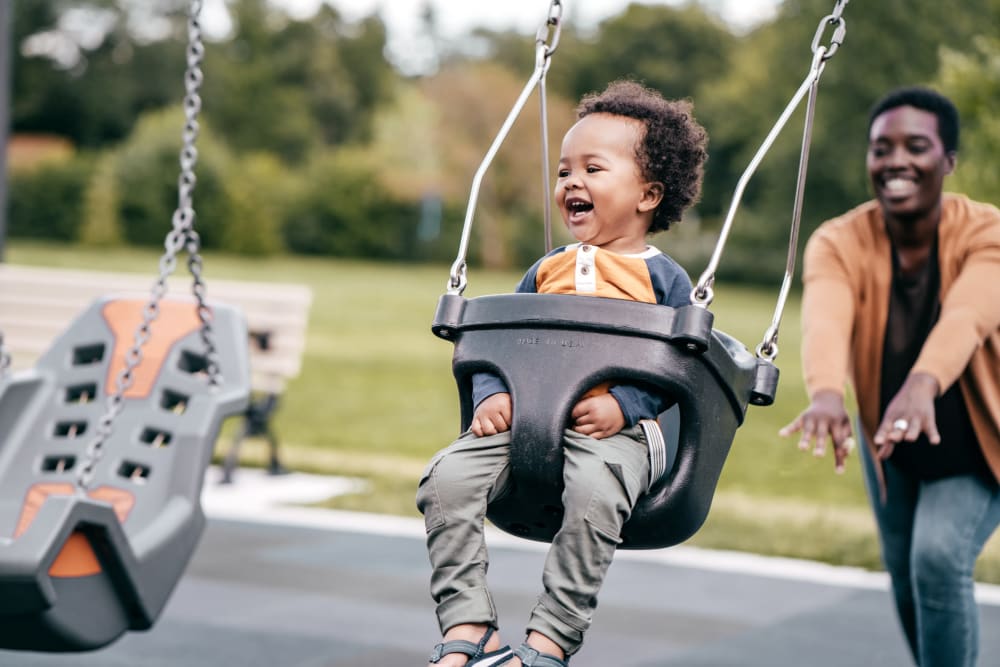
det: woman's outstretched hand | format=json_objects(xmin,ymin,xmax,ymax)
[
  {"xmin": 779, "ymin": 389, "xmax": 855, "ymax": 474},
  {"xmin": 872, "ymin": 372, "xmax": 940, "ymax": 460}
]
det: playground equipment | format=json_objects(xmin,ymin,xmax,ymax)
[
  {"xmin": 433, "ymin": 0, "xmax": 849, "ymax": 548},
  {"xmin": 0, "ymin": 0, "xmax": 251, "ymax": 650}
]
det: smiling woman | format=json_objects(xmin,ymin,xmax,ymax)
[
  {"xmin": 782, "ymin": 85, "xmax": 1000, "ymax": 665},
  {"xmin": 866, "ymin": 105, "xmax": 957, "ymax": 231}
]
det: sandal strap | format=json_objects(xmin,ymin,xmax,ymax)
[
  {"xmin": 514, "ymin": 643, "xmax": 569, "ymax": 666},
  {"xmin": 429, "ymin": 627, "xmax": 498, "ymax": 663},
  {"xmin": 429, "ymin": 639, "xmax": 479, "ymax": 663}
]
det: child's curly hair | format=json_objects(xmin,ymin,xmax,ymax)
[{"xmin": 577, "ymin": 80, "xmax": 708, "ymax": 233}]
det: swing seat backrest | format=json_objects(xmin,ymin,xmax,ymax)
[
  {"xmin": 0, "ymin": 296, "xmax": 250, "ymax": 651},
  {"xmin": 433, "ymin": 293, "xmax": 777, "ymax": 549}
]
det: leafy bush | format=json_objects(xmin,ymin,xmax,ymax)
[
  {"xmin": 283, "ymin": 151, "xmax": 422, "ymax": 259},
  {"xmin": 219, "ymin": 152, "xmax": 290, "ymax": 256},
  {"xmin": 81, "ymin": 107, "xmax": 234, "ymax": 250},
  {"xmin": 8, "ymin": 155, "xmax": 93, "ymax": 242}
]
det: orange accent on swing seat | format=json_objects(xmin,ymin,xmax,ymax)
[
  {"xmin": 13, "ymin": 483, "xmax": 136, "ymax": 577},
  {"xmin": 101, "ymin": 299, "xmax": 203, "ymax": 400}
]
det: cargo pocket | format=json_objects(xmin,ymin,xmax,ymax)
[{"xmin": 415, "ymin": 452, "xmax": 447, "ymax": 532}]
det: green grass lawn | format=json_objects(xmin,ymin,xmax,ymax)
[{"xmin": 6, "ymin": 241, "xmax": 999, "ymax": 582}]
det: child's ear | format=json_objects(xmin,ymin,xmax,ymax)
[{"xmin": 638, "ymin": 182, "xmax": 665, "ymax": 212}]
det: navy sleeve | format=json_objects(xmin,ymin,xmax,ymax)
[
  {"xmin": 647, "ymin": 252, "xmax": 694, "ymax": 307},
  {"xmin": 515, "ymin": 263, "xmax": 540, "ymax": 294},
  {"xmin": 609, "ymin": 384, "xmax": 668, "ymax": 427},
  {"xmin": 471, "ymin": 371, "xmax": 509, "ymax": 409}
]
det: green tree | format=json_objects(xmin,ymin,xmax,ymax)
[
  {"xmin": 80, "ymin": 106, "xmax": 233, "ymax": 250},
  {"xmin": 418, "ymin": 63, "xmax": 576, "ymax": 269},
  {"xmin": 282, "ymin": 149, "xmax": 420, "ymax": 260},
  {"xmin": 200, "ymin": 1, "xmax": 397, "ymax": 161},
  {"xmin": 12, "ymin": 0, "xmax": 187, "ymax": 146},
  {"xmin": 556, "ymin": 3, "xmax": 736, "ymax": 103},
  {"xmin": 695, "ymin": 0, "xmax": 1000, "ymax": 283},
  {"xmin": 935, "ymin": 37, "xmax": 1000, "ymax": 204}
]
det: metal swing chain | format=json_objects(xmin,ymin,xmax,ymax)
[
  {"xmin": 537, "ymin": 0, "xmax": 563, "ymax": 254},
  {"xmin": 756, "ymin": 0, "xmax": 848, "ymax": 361},
  {"xmin": 76, "ymin": 0, "xmax": 217, "ymax": 490},
  {"xmin": 446, "ymin": 0, "xmax": 563, "ymax": 295},
  {"xmin": 691, "ymin": 0, "xmax": 848, "ymax": 362}
]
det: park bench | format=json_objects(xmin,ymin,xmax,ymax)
[{"xmin": 0, "ymin": 263, "xmax": 312, "ymax": 482}]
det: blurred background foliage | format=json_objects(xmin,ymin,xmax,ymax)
[{"xmin": 7, "ymin": 0, "xmax": 1000, "ymax": 281}]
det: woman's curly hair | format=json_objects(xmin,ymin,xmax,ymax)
[{"xmin": 577, "ymin": 80, "xmax": 708, "ymax": 233}]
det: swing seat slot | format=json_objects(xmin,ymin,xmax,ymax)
[
  {"xmin": 0, "ymin": 296, "xmax": 250, "ymax": 651},
  {"xmin": 433, "ymin": 293, "xmax": 778, "ymax": 549}
]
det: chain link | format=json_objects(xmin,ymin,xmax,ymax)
[
  {"xmin": 536, "ymin": 0, "xmax": 563, "ymax": 254},
  {"xmin": 76, "ymin": 0, "xmax": 217, "ymax": 490},
  {"xmin": 535, "ymin": 0, "xmax": 563, "ymax": 60},
  {"xmin": 829, "ymin": 0, "xmax": 849, "ymax": 22},
  {"xmin": 812, "ymin": 0, "xmax": 848, "ymax": 60}
]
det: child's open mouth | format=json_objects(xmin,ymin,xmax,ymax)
[{"xmin": 566, "ymin": 198, "xmax": 593, "ymax": 222}]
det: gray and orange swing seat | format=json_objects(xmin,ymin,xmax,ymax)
[{"xmin": 0, "ymin": 297, "xmax": 250, "ymax": 652}]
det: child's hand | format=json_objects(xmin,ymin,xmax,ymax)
[
  {"xmin": 570, "ymin": 394, "xmax": 625, "ymax": 439},
  {"xmin": 471, "ymin": 393, "xmax": 512, "ymax": 436}
]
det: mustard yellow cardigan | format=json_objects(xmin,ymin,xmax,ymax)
[{"xmin": 801, "ymin": 193, "xmax": 1000, "ymax": 483}]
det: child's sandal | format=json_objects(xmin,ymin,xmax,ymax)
[
  {"xmin": 467, "ymin": 645, "xmax": 514, "ymax": 666},
  {"xmin": 513, "ymin": 643, "xmax": 569, "ymax": 666},
  {"xmin": 428, "ymin": 627, "xmax": 513, "ymax": 665}
]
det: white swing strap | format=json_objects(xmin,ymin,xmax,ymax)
[{"xmin": 639, "ymin": 418, "xmax": 669, "ymax": 484}]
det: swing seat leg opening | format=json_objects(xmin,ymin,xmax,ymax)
[{"xmin": 0, "ymin": 567, "xmax": 132, "ymax": 652}]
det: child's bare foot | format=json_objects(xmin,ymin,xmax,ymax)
[{"xmin": 427, "ymin": 623, "xmax": 503, "ymax": 666}]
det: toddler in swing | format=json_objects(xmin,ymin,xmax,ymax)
[{"xmin": 417, "ymin": 79, "xmax": 708, "ymax": 666}]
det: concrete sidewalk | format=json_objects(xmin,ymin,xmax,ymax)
[
  {"xmin": 3, "ymin": 469, "xmax": 999, "ymax": 666},
  {"xmin": 201, "ymin": 466, "xmax": 1000, "ymax": 607}
]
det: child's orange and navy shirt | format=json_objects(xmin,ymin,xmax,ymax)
[{"xmin": 472, "ymin": 243, "xmax": 692, "ymax": 427}]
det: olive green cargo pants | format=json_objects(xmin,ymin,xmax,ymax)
[{"xmin": 416, "ymin": 426, "xmax": 650, "ymax": 656}]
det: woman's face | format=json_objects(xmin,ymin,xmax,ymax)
[{"xmin": 866, "ymin": 105, "xmax": 955, "ymax": 222}]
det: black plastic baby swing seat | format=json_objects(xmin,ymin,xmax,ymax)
[
  {"xmin": 433, "ymin": 292, "xmax": 778, "ymax": 549},
  {"xmin": 0, "ymin": 296, "xmax": 250, "ymax": 651}
]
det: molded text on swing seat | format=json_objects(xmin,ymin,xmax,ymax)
[{"xmin": 516, "ymin": 336, "xmax": 583, "ymax": 348}]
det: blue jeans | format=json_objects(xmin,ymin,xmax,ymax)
[{"xmin": 859, "ymin": 429, "xmax": 1000, "ymax": 666}]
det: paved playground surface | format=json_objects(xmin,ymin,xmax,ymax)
[{"xmin": 3, "ymin": 468, "xmax": 999, "ymax": 666}]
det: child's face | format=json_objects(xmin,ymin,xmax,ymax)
[{"xmin": 555, "ymin": 113, "xmax": 662, "ymax": 254}]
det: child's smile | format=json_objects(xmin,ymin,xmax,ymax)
[{"xmin": 564, "ymin": 196, "xmax": 594, "ymax": 225}]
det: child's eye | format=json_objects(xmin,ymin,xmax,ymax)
[
  {"xmin": 586, "ymin": 165, "xmax": 600, "ymax": 173},
  {"xmin": 557, "ymin": 169, "xmax": 570, "ymax": 177}
]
